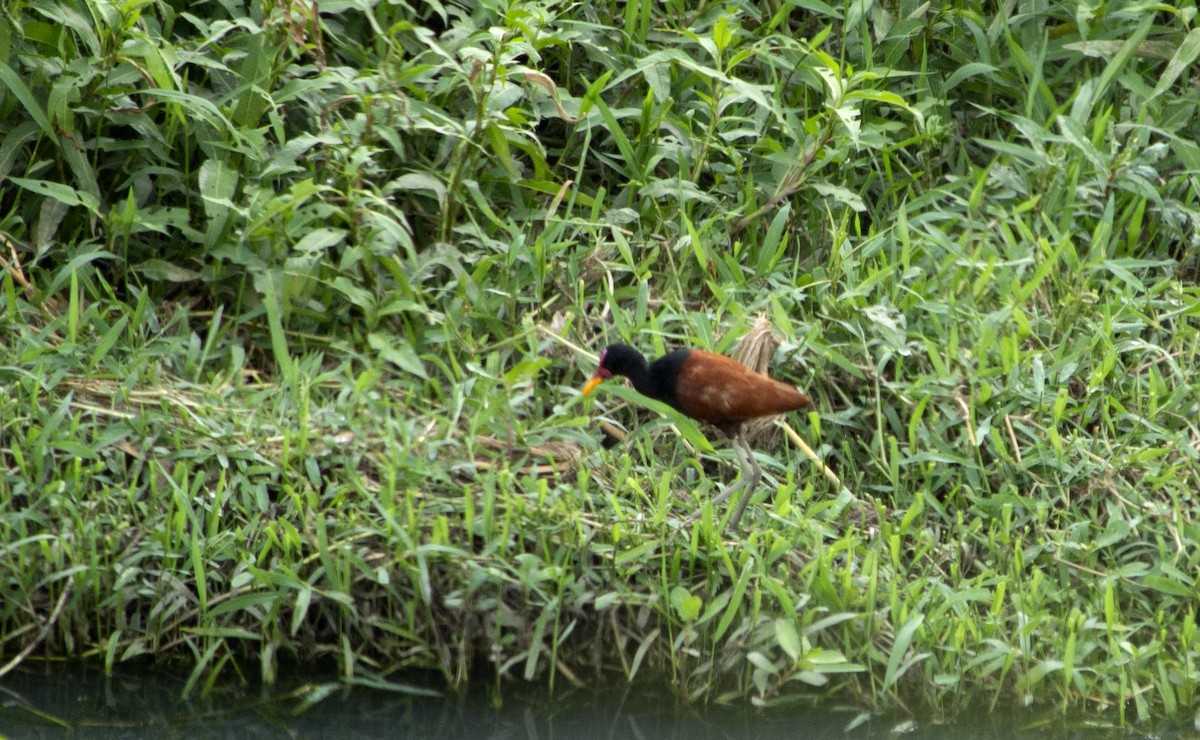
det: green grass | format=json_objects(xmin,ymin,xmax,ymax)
[{"xmin": 2, "ymin": 0, "xmax": 1200, "ymax": 727}]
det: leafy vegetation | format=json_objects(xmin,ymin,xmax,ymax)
[{"xmin": 1, "ymin": 0, "xmax": 1199, "ymax": 727}]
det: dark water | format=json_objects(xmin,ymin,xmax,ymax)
[{"xmin": 0, "ymin": 662, "xmax": 1180, "ymax": 739}]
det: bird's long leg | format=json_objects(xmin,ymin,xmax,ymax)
[
  {"xmin": 704, "ymin": 467, "xmax": 747, "ymax": 510},
  {"xmin": 686, "ymin": 435, "xmax": 748, "ymax": 522},
  {"xmin": 725, "ymin": 435, "xmax": 762, "ymax": 532},
  {"xmin": 686, "ymin": 433, "xmax": 763, "ymax": 530}
]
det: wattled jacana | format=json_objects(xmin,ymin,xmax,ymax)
[{"xmin": 582, "ymin": 343, "xmax": 812, "ymax": 531}]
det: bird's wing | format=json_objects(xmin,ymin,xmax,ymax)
[{"xmin": 674, "ymin": 351, "xmax": 810, "ymax": 426}]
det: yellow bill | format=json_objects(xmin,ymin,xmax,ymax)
[{"xmin": 582, "ymin": 375, "xmax": 604, "ymax": 396}]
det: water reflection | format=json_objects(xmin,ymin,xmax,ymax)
[{"xmin": 0, "ymin": 661, "xmax": 1175, "ymax": 740}]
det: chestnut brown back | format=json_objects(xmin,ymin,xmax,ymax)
[{"xmin": 672, "ymin": 350, "xmax": 811, "ymax": 434}]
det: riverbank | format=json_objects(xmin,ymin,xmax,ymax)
[{"xmin": 1, "ymin": 0, "xmax": 1198, "ymax": 725}]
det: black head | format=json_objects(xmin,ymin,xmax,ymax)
[
  {"xmin": 583, "ymin": 343, "xmax": 647, "ymax": 395},
  {"xmin": 597, "ymin": 344, "xmax": 647, "ymax": 377}
]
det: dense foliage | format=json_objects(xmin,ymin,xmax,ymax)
[{"xmin": 2, "ymin": 0, "xmax": 1198, "ymax": 726}]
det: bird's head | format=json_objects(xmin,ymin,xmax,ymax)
[{"xmin": 582, "ymin": 344, "xmax": 644, "ymax": 396}]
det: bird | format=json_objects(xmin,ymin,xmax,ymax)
[{"xmin": 582, "ymin": 343, "xmax": 812, "ymax": 531}]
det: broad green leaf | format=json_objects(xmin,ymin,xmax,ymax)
[
  {"xmin": 775, "ymin": 618, "xmax": 802, "ymax": 663},
  {"xmin": 0, "ymin": 62, "xmax": 57, "ymax": 142},
  {"xmin": 7, "ymin": 176, "xmax": 99, "ymax": 212}
]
